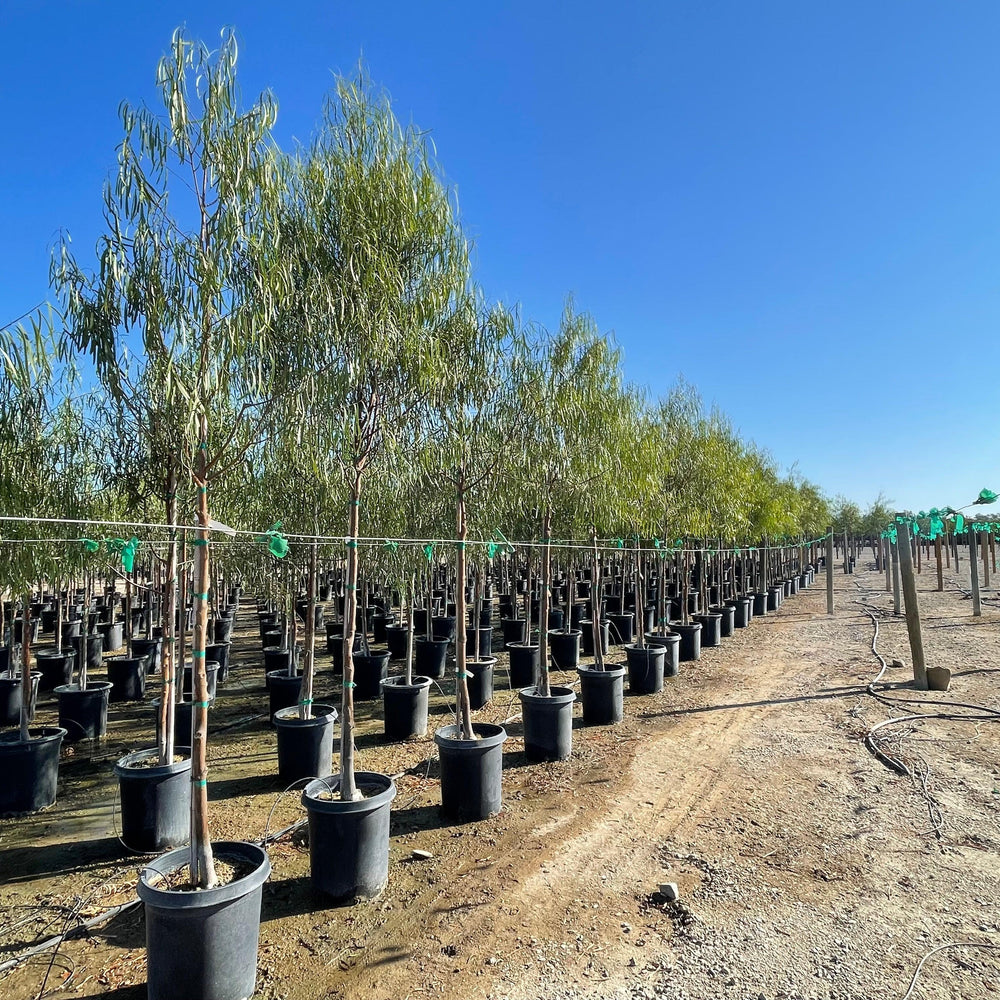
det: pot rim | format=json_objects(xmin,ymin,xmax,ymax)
[
  {"xmin": 576, "ymin": 665, "xmax": 626, "ymax": 678},
  {"xmin": 518, "ymin": 684, "xmax": 576, "ymax": 705},
  {"xmin": 381, "ymin": 674, "xmax": 432, "ymax": 691},
  {"xmin": 115, "ymin": 745, "xmax": 192, "ymax": 777},
  {"xmin": 273, "ymin": 704, "xmax": 338, "ymax": 727},
  {"xmin": 301, "ymin": 770, "xmax": 396, "ymax": 813},
  {"xmin": 0, "ymin": 726, "xmax": 67, "ymax": 748},
  {"xmin": 433, "ymin": 722, "xmax": 507, "ymax": 750},
  {"xmin": 137, "ymin": 840, "xmax": 270, "ymax": 909},
  {"xmin": 53, "ymin": 681, "xmax": 114, "ymax": 695}
]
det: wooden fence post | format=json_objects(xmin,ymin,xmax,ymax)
[
  {"xmin": 884, "ymin": 537, "xmax": 891, "ymax": 592},
  {"xmin": 935, "ymin": 535, "xmax": 943, "ymax": 592},
  {"xmin": 895, "ymin": 514, "xmax": 928, "ymax": 690}
]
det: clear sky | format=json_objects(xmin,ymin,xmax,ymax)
[{"xmin": 2, "ymin": 1, "xmax": 998, "ymax": 514}]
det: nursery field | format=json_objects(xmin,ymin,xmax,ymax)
[{"xmin": 2, "ymin": 560, "xmax": 999, "ymax": 1000}]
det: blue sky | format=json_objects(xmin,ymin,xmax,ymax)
[{"xmin": 2, "ymin": 1, "xmax": 998, "ymax": 513}]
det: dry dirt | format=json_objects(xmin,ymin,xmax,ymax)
[{"xmin": 2, "ymin": 553, "xmax": 1000, "ymax": 1000}]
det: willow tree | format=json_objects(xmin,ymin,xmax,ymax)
[
  {"xmin": 422, "ymin": 298, "xmax": 522, "ymax": 736},
  {"xmin": 286, "ymin": 71, "xmax": 468, "ymax": 799},
  {"xmin": 54, "ymin": 29, "xmax": 302, "ymax": 888},
  {"xmin": 518, "ymin": 303, "xmax": 627, "ymax": 696}
]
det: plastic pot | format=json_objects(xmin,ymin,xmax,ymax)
[
  {"xmin": 579, "ymin": 620, "xmax": 610, "ymax": 657},
  {"xmin": 548, "ymin": 630, "xmax": 581, "ymax": 670},
  {"xmin": 274, "ymin": 704, "xmax": 337, "ymax": 784},
  {"xmin": 0, "ymin": 727, "xmax": 65, "ymax": 815},
  {"xmin": 301, "ymin": 772, "xmax": 396, "ymax": 901},
  {"xmin": 384, "ymin": 625, "xmax": 410, "ymax": 661},
  {"xmin": 381, "ymin": 675, "xmax": 431, "ymax": 740},
  {"xmin": 507, "ymin": 643, "xmax": 539, "ymax": 689},
  {"xmin": 547, "ymin": 609, "xmax": 564, "ymax": 631},
  {"xmin": 60, "ymin": 620, "xmax": 81, "ymax": 645},
  {"xmin": 434, "ymin": 723, "xmax": 507, "ymax": 822},
  {"xmin": 108, "ymin": 657, "xmax": 148, "ymax": 702},
  {"xmin": 752, "ymin": 592, "xmax": 768, "ymax": 617},
  {"xmin": 431, "ymin": 616, "xmax": 456, "ymax": 643},
  {"xmin": 0, "ymin": 671, "xmax": 40, "ymax": 725},
  {"xmin": 267, "ymin": 671, "xmax": 302, "ymax": 720},
  {"xmin": 767, "ymin": 586, "xmax": 782, "ymax": 612},
  {"xmin": 353, "ymin": 651, "xmax": 390, "ymax": 700},
  {"xmin": 607, "ymin": 612, "xmax": 634, "ymax": 646},
  {"xmin": 182, "ymin": 662, "xmax": 220, "ymax": 705},
  {"xmin": 414, "ymin": 637, "xmax": 449, "ymax": 680},
  {"xmin": 263, "ymin": 646, "xmax": 293, "ymax": 684},
  {"xmin": 71, "ymin": 633, "xmax": 104, "ymax": 672},
  {"xmin": 132, "ymin": 637, "xmax": 163, "ymax": 675},
  {"xmin": 646, "ymin": 632, "xmax": 681, "ymax": 677},
  {"xmin": 728, "ymin": 598, "xmax": 752, "ymax": 628},
  {"xmin": 98, "ymin": 621, "xmax": 124, "ymax": 654},
  {"xmin": 465, "ymin": 626, "xmax": 493, "ymax": 658},
  {"xmin": 372, "ymin": 614, "xmax": 394, "ymax": 645},
  {"xmin": 624, "ymin": 643, "xmax": 666, "ymax": 694},
  {"xmin": 693, "ymin": 612, "xmax": 723, "ymax": 648},
  {"xmin": 114, "ymin": 747, "xmax": 192, "ymax": 852},
  {"xmin": 152, "ymin": 699, "xmax": 197, "ymax": 750},
  {"xmin": 577, "ymin": 666, "xmax": 625, "ymax": 725},
  {"xmin": 466, "ymin": 657, "xmax": 495, "ymax": 710},
  {"xmin": 205, "ymin": 643, "xmax": 231, "ymax": 684},
  {"xmin": 55, "ymin": 682, "xmax": 112, "ymax": 741},
  {"xmin": 712, "ymin": 604, "xmax": 736, "ymax": 638},
  {"xmin": 673, "ymin": 622, "xmax": 702, "ymax": 662},
  {"xmin": 329, "ymin": 633, "xmax": 364, "ymax": 672},
  {"xmin": 500, "ymin": 617, "xmax": 527, "ymax": 649},
  {"xmin": 519, "ymin": 685, "xmax": 576, "ymax": 761},
  {"xmin": 213, "ymin": 617, "xmax": 234, "ymax": 644},
  {"xmin": 138, "ymin": 841, "xmax": 270, "ymax": 1000}
]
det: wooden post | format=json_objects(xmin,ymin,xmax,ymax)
[
  {"xmin": 890, "ymin": 534, "xmax": 901, "ymax": 615},
  {"xmin": 982, "ymin": 529, "xmax": 990, "ymax": 589},
  {"xmin": 884, "ymin": 537, "xmax": 891, "ymax": 592},
  {"xmin": 895, "ymin": 514, "xmax": 928, "ymax": 690},
  {"xmin": 991, "ymin": 531, "xmax": 997, "ymax": 575},
  {"xmin": 970, "ymin": 530, "xmax": 982, "ymax": 617},
  {"xmin": 916, "ymin": 532, "xmax": 921, "ymax": 573},
  {"xmin": 945, "ymin": 526, "xmax": 951, "ymax": 568},
  {"xmin": 842, "ymin": 532, "xmax": 849, "ymax": 574},
  {"xmin": 935, "ymin": 536, "xmax": 943, "ymax": 592},
  {"xmin": 826, "ymin": 527, "xmax": 834, "ymax": 615}
]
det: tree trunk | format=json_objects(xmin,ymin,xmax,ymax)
[
  {"xmin": 189, "ymin": 417, "xmax": 216, "ymax": 889},
  {"xmin": 339, "ymin": 476, "xmax": 362, "ymax": 801},
  {"xmin": 404, "ymin": 574, "xmax": 415, "ymax": 687},
  {"xmin": 591, "ymin": 527, "xmax": 604, "ymax": 670},
  {"xmin": 300, "ymin": 539, "xmax": 318, "ymax": 720},
  {"xmin": 159, "ymin": 470, "xmax": 178, "ymax": 766},
  {"xmin": 19, "ymin": 594, "xmax": 32, "ymax": 742},
  {"xmin": 537, "ymin": 510, "xmax": 553, "ymax": 697},
  {"xmin": 454, "ymin": 493, "xmax": 474, "ymax": 739}
]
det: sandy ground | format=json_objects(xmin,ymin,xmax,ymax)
[{"xmin": 2, "ymin": 552, "xmax": 999, "ymax": 1000}]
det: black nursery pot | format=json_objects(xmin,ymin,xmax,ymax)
[
  {"xmin": 0, "ymin": 671, "xmax": 40, "ymax": 726},
  {"xmin": 205, "ymin": 642, "xmax": 231, "ymax": 683},
  {"xmin": 54, "ymin": 682, "xmax": 112, "ymax": 741},
  {"xmin": 607, "ymin": 612, "xmax": 634, "ymax": 646},
  {"xmin": 693, "ymin": 612, "xmax": 722, "ymax": 648},
  {"xmin": 138, "ymin": 841, "xmax": 271, "ymax": 1000},
  {"xmin": 752, "ymin": 592, "xmax": 768, "ymax": 617},
  {"xmin": 506, "ymin": 643, "xmax": 539, "ymax": 688},
  {"xmin": 131, "ymin": 637, "xmax": 163, "ymax": 675},
  {"xmin": 519, "ymin": 685, "xmax": 576, "ymax": 761},
  {"xmin": 0, "ymin": 727, "xmax": 66, "ymax": 815},
  {"xmin": 263, "ymin": 646, "xmax": 293, "ymax": 684},
  {"xmin": 465, "ymin": 657, "xmax": 495, "ymax": 710},
  {"xmin": 414, "ymin": 637, "xmax": 449, "ymax": 680},
  {"xmin": 381, "ymin": 675, "xmax": 432, "ymax": 741},
  {"xmin": 500, "ymin": 617, "xmax": 527, "ymax": 649},
  {"xmin": 434, "ymin": 723, "xmax": 507, "ymax": 822},
  {"xmin": 353, "ymin": 651, "xmax": 390, "ymax": 700},
  {"xmin": 108, "ymin": 656, "xmax": 148, "ymax": 702},
  {"xmin": 384, "ymin": 625, "xmax": 410, "ymax": 661},
  {"xmin": 465, "ymin": 626, "xmax": 493, "ymax": 658},
  {"xmin": 727, "ymin": 597, "xmax": 752, "ymax": 628},
  {"xmin": 548, "ymin": 629, "xmax": 582, "ymax": 670},
  {"xmin": 274, "ymin": 704, "xmax": 337, "ymax": 783},
  {"xmin": 579, "ymin": 620, "xmax": 610, "ymax": 657},
  {"xmin": 213, "ymin": 616, "xmax": 235, "ymax": 644},
  {"xmin": 182, "ymin": 662, "xmax": 220, "ymax": 704},
  {"xmin": 114, "ymin": 746, "xmax": 192, "ymax": 852},
  {"xmin": 431, "ymin": 616, "xmax": 457, "ymax": 643},
  {"xmin": 577, "ymin": 666, "xmax": 625, "ymax": 725},
  {"xmin": 302, "ymin": 772, "xmax": 396, "ymax": 901},
  {"xmin": 267, "ymin": 670, "xmax": 302, "ymax": 721},
  {"xmin": 673, "ymin": 622, "xmax": 703, "ymax": 662},
  {"xmin": 646, "ymin": 632, "xmax": 681, "ymax": 677},
  {"xmin": 767, "ymin": 585, "xmax": 783, "ymax": 611},
  {"xmin": 712, "ymin": 604, "xmax": 736, "ymax": 638},
  {"xmin": 372, "ymin": 614, "xmax": 394, "ymax": 645},
  {"xmin": 152, "ymin": 699, "xmax": 198, "ymax": 750},
  {"xmin": 624, "ymin": 643, "xmax": 666, "ymax": 694},
  {"xmin": 72, "ymin": 633, "xmax": 104, "ymax": 672}
]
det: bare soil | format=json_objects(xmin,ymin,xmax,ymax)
[{"xmin": 2, "ymin": 555, "xmax": 999, "ymax": 1000}]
